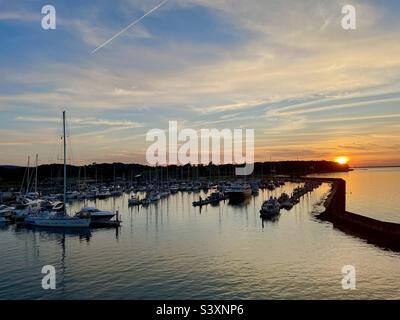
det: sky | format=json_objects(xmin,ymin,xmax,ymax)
[{"xmin": 1, "ymin": 0, "xmax": 400, "ymax": 167}]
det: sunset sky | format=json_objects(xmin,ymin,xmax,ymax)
[{"xmin": 1, "ymin": 0, "xmax": 400, "ymax": 166}]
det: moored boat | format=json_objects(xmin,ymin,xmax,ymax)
[
  {"xmin": 25, "ymin": 213, "xmax": 91, "ymax": 228},
  {"xmin": 128, "ymin": 195, "xmax": 141, "ymax": 206},
  {"xmin": 0, "ymin": 205, "xmax": 14, "ymax": 222},
  {"xmin": 75, "ymin": 207, "xmax": 115, "ymax": 221},
  {"xmin": 227, "ymin": 183, "xmax": 252, "ymax": 201},
  {"xmin": 260, "ymin": 196, "xmax": 281, "ymax": 217},
  {"xmin": 278, "ymin": 193, "xmax": 293, "ymax": 210},
  {"xmin": 24, "ymin": 111, "xmax": 91, "ymax": 228},
  {"xmin": 148, "ymin": 191, "xmax": 160, "ymax": 202}
]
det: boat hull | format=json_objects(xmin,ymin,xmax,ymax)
[
  {"xmin": 25, "ymin": 217, "xmax": 91, "ymax": 228},
  {"xmin": 228, "ymin": 189, "xmax": 252, "ymax": 200},
  {"xmin": 260, "ymin": 209, "xmax": 280, "ymax": 217},
  {"xmin": 88, "ymin": 213, "xmax": 115, "ymax": 220}
]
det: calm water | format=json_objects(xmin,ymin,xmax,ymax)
[{"xmin": 0, "ymin": 168, "xmax": 399, "ymax": 300}]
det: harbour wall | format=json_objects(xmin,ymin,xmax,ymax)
[{"xmin": 316, "ymin": 178, "xmax": 400, "ymax": 247}]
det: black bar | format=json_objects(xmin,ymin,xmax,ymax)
[{"xmin": 0, "ymin": 300, "xmax": 398, "ymax": 318}]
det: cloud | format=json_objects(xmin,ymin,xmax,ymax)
[
  {"xmin": 310, "ymin": 113, "xmax": 400, "ymax": 123},
  {"xmin": 15, "ymin": 116, "xmax": 142, "ymax": 129},
  {"xmin": 197, "ymin": 99, "xmax": 266, "ymax": 114},
  {"xmin": 1, "ymin": 0, "xmax": 400, "ymax": 165},
  {"xmin": 0, "ymin": 10, "xmax": 37, "ymax": 22}
]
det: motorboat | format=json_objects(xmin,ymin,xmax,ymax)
[
  {"xmin": 128, "ymin": 195, "xmax": 141, "ymax": 206},
  {"xmin": 227, "ymin": 183, "xmax": 252, "ymax": 200},
  {"xmin": 149, "ymin": 191, "xmax": 160, "ymax": 202},
  {"xmin": 281, "ymin": 199, "xmax": 293, "ymax": 210},
  {"xmin": 86, "ymin": 188, "xmax": 98, "ymax": 199},
  {"xmin": 66, "ymin": 191, "xmax": 80, "ymax": 200},
  {"xmin": 141, "ymin": 197, "xmax": 151, "ymax": 206},
  {"xmin": 97, "ymin": 187, "xmax": 111, "ymax": 199},
  {"xmin": 278, "ymin": 193, "xmax": 293, "ymax": 210},
  {"xmin": 278, "ymin": 193, "xmax": 290, "ymax": 204},
  {"xmin": 110, "ymin": 187, "xmax": 123, "ymax": 197},
  {"xmin": 75, "ymin": 207, "xmax": 115, "ymax": 221},
  {"xmin": 260, "ymin": 196, "xmax": 281, "ymax": 217},
  {"xmin": 250, "ymin": 182, "xmax": 259, "ymax": 195},
  {"xmin": 25, "ymin": 212, "xmax": 91, "ymax": 228},
  {"xmin": 159, "ymin": 190, "xmax": 170, "ymax": 198},
  {"xmin": 207, "ymin": 192, "xmax": 226, "ymax": 203},
  {"xmin": 266, "ymin": 181, "xmax": 275, "ymax": 190}
]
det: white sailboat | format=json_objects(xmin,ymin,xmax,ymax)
[{"xmin": 25, "ymin": 111, "xmax": 91, "ymax": 228}]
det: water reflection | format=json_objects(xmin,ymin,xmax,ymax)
[
  {"xmin": 1, "ymin": 176, "xmax": 399, "ymax": 299},
  {"xmin": 15, "ymin": 224, "xmax": 92, "ymax": 241},
  {"xmin": 0, "ymin": 221, "xmax": 10, "ymax": 231},
  {"xmin": 228, "ymin": 198, "xmax": 251, "ymax": 207},
  {"xmin": 261, "ymin": 214, "xmax": 281, "ymax": 226}
]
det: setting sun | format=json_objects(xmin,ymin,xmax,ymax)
[{"xmin": 334, "ymin": 156, "xmax": 349, "ymax": 165}]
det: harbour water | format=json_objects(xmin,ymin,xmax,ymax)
[{"xmin": 0, "ymin": 168, "xmax": 399, "ymax": 299}]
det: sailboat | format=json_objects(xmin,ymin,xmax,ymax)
[{"xmin": 25, "ymin": 111, "xmax": 91, "ymax": 228}]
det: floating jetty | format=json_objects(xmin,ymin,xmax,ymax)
[
  {"xmin": 289, "ymin": 181, "xmax": 322, "ymax": 204},
  {"xmin": 192, "ymin": 192, "xmax": 229, "ymax": 207}
]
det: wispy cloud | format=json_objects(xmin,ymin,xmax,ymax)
[
  {"xmin": 1, "ymin": 0, "xmax": 400, "ymax": 165},
  {"xmin": 197, "ymin": 99, "xmax": 266, "ymax": 114},
  {"xmin": 16, "ymin": 116, "xmax": 142, "ymax": 129}
]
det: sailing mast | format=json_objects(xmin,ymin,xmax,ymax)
[
  {"xmin": 24, "ymin": 111, "xmax": 91, "ymax": 228},
  {"xmin": 20, "ymin": 156, "xmax": 29, "ymax": 194},
  {"xmin": 114, "ymin": 164, "xmax": 116, "ymax": 189},
  {"xmin": 63, "ymin": 111, "xmax": 67, "ymax": 215},
  {"xmin": 34, "ymin": 154, "xmax": 38, "ymax": 195},
  {"xmin": 26, "ymin": 156, "xmax": 30, "ymax": 195}
]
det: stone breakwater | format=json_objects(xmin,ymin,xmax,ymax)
[{"xmin": 315, "ymin": 177, "xmax": 400, "ymax": 250}]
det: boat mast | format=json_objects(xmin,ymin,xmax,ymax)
[
  {"xmin": 34, "ymin": 154, "xmax": 38, "ymax": 195},
  {"xmin": 114, "ymin": 164, "xmax": 116, "ymax": 188},
  {"xmin": 20, "ymin": 156, "xmax": 29, "ymax": 194},
  {"xmin": 63, "ymin": 111, "xmax": 67, "ymax": 215},
  {"xmin": 26, "ymin": 156, "xmax": 30, "ymax": 195}
]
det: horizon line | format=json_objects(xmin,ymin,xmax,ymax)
[{"xmin": 2, "ymin": 160, "xmax": 395, "ymax": 168}]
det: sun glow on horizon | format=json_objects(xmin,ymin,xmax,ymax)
[{"xmin": 334, "ymin": 156, "xmax": 349, "ymax": 165}]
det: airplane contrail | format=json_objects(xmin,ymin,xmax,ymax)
[{"xmin": 92, "ymin": 0, "xmax": 169, "ymax": 54}]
